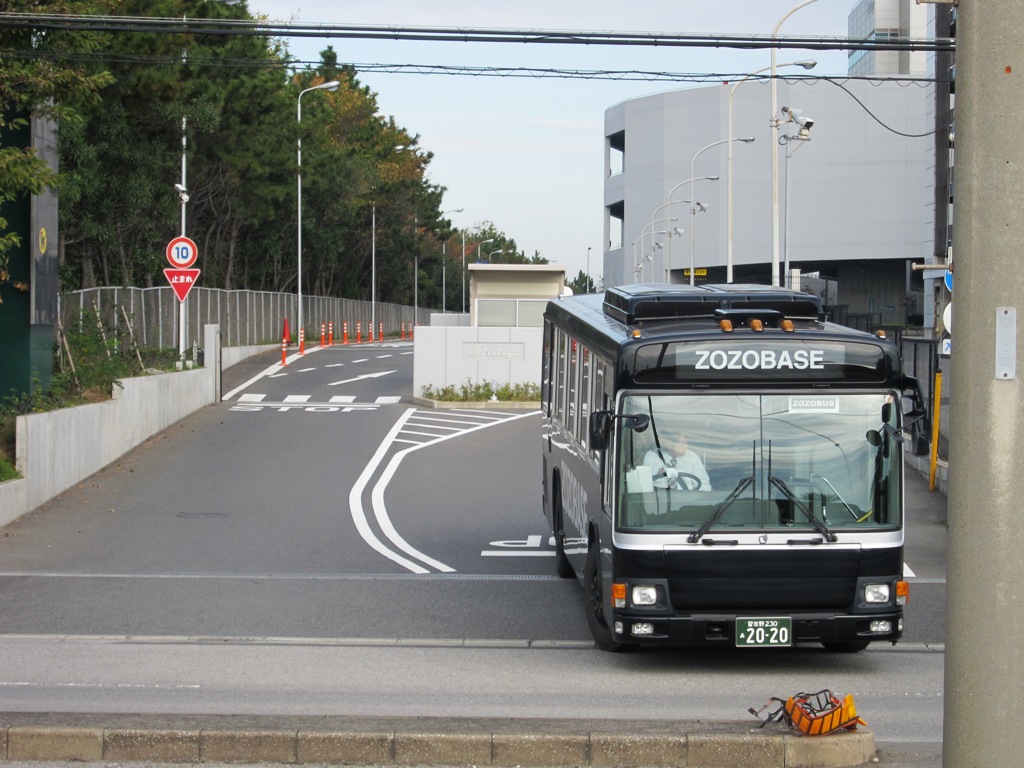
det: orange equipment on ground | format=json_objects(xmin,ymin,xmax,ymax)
[{"xmin": 749, "ymin": 689, "xmax": 866, "ymax": 736}]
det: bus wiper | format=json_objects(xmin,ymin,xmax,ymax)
[
  {"xmin": 688, "ymin": 477, "xmax": 753, "ymax": 543},
  {"xmin": 769, "ymin": 477, "xmax": 838, "ymax": 542}
]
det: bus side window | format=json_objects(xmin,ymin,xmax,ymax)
[
  {"xmin": 579, "ymin": 346, "xmax": 591, "ymax": 448},
  {"xmin": 554, "ymin": 330, "xmax": 566, "ymax": 423}
]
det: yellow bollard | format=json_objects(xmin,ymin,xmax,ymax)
[{"xmin": 929, "ymin": 370, "xmax": 942, "ymax": 491}]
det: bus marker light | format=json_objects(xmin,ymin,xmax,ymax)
[
  {"xmin": 876, "ymin": 330, "xmax": 887, "ymax": 339},
  {"xmin": 750, "ymin": 318, "xmax": 764, "ymax": 332},
  {"xmin": 632, "ymin": 622, "xmax": 655, "ymax": 636},
  {"xmin": 719, "ymin": 319, "xmax": 734, "ymax": 332},
  {"xmin": 614, "ymin": 621, "xmax": 624, "ymax": 635},
  {"xmin": 612, "ymin": 582, "xmax": 627, "ymax": 608},
  {"xmin": 780, "ymin": 319, "xmax": 795, "ymax": 332},
  {"xmin": 896, "ymin": 580, "xmax": 909, "ymax": 605},
  {"xmin": 631, "ymin": 329, "xmax": 642, "ymax": 338}
]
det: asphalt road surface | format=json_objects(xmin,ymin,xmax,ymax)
[{"xmin": 0, "ymin": 342, "xmax": 946, "ymax": 758}]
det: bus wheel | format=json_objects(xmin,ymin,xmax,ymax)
[
  {"xmin": 821, "ymin": 641, "xmax": 870, "ymax": 653},
  {"xmin": 552, "ymin": 496, "xmax": 574, "ymax": 579},
  {"xmin": 585, "ymin": 545, "xmax": 624, "ymax": 652}
]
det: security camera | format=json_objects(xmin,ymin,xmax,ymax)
[
  {"xmin": 174, "ymin": 183, "xmax": 189, "ymax": 203},
  {"xmin": 174, "ymin": 183, "xmax": 187, "ymax": 193},
  {"xmin": 781, "ymin": 105, "xmax": 814, "ymax": 130}
]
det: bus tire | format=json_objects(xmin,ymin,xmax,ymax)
[
  {"xmin": 552, "ymin": 488, "xmax": 574, "ymax": 579},
  {"xmin": 821, "ymin": 641, "xmax": 870, "ymax": 653},
  {"xmin": 585, "ymin": 544, "xmax": 624, "ymax": 652}
]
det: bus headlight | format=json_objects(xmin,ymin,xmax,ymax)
[
  {"xmin": 864, "ymin": 583, "xmax": 891, "ymax": 604},
  {"xmin": 632, "ymin": 585, "xmax": 658, "ymax": 606}
]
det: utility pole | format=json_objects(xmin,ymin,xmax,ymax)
[{"xmin": 944, "ymin": 2, "xmax": 1024, "ymax": 766}]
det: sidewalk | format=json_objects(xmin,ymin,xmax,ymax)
[{"xmin": 0, "ymin": 712, "xmax": 877, "ymax": 768}]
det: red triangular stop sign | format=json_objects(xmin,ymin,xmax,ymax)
[{"xmin": 164, "ymin": 268, "xmax": 201, "ymax": 302}]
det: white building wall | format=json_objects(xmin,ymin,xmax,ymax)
[{"xmin": 603, "ymin": 80, "xmax": 932, "ymax": 317}]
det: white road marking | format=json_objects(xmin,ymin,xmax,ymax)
[
  {"xmin": 351, "ymin": 408, "xmax": 541, "ymax": 574},
  {"xmin": 329, "ymin": 370, "xmax": 395, "ymax": 386}
]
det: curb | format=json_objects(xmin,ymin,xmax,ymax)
[{"xmin": 0, "ymin": 714, "xmax": 875, "ymax": 768}]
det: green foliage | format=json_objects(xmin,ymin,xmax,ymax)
[
  {"xmin": 0, "ymin": 310, "xmax": 180, "ymax": 478},
  {"xmin": 0, "ymin": 0, "xmax": 116, "ymax": 300},
  {"xmin": 4, "ymin": 2, "xmax": 534, "ymax": 312},
  {"xmin": 421, "ymin": 380, "xmax": 540, "ymax": 402},
  {"xmin": 568, "ymin": 270, "xmax": 598, "ymax": 294}
]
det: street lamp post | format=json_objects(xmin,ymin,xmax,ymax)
[
  {"xmin": 631, "ymin": 221, "xmax": 671, "ymax": 281},
  {"xmin": 689, "ymin": 138, "xmax": 754, "ymax": 286},
  {"xmin": 460, "ymin": 226, "xmax": 482, "ymax": 314},
  {"xmin": 296, "ymin": 79, "xmax": 339, "ymax": 353},
  {"xmin": 439, "ymin": 208, "xmax": 463, "ymax": 314},
  {"xmin": 728, "ymin": 60, "xmax": 815, "ymax": 282},
  {"xmin": 664, "ymin": 175, "xmax": 718, "ymax": 283},
  {"xmin": 771, "ymin": 0, "xmax": 818, "ymax": 286}
]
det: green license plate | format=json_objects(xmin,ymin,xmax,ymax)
[{"xmin": 736, "ymin": 617, "xmax": 793, "ymax": 647}]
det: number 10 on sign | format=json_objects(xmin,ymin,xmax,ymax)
[{"xmin": 166, "ymin": 235, "xmax": 198, "ymax": 269}]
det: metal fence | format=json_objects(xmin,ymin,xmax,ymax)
[{"xmin": 60, "ymin": 287, "xmax": 433, "ymax": 351}]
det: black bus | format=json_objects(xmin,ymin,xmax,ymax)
[{"xmin": 540, "ymin": 284, "xmax": 929, "ymax": 652}]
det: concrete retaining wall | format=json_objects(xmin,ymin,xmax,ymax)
[
  {"xmin": 412, "ymin": 326, "xmax": 542, "ymax": 398},
  {"xmin": 0, "ymin": 327, "xmax": 275, "ymax": 529}
]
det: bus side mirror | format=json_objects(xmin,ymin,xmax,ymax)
[
  {"xmin": 906, "ymin": 409, "xmax": 930, "ymax": 456},
  {"xmin": 901, "ymin": 375, "xmax": 931, "ymax": 457},
  {"xmin": 589, "ymin": 411, "xmax": 650, "ymax": 451},
  {"xmin": 589, "ymin": 411, "xmax": 611, "ymax": 450}
]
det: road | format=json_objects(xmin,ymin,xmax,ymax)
[{"xmin": 0, "ymin": 342, "xmax": 945, "ymax": 758}]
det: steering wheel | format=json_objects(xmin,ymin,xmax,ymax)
[{"xmin": 673, "ymin": 472, "xmax": 704, "ymax": 490}]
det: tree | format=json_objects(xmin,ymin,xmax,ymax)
[
  {"xmin": 568, "ymin": 270, "xmax": 598, "ymax": 294},
  {"xmin": 0, "ymin": 0, "xmax": 114, "ymax": 300}
]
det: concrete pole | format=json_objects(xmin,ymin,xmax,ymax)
[{"xmin": 944, "ymin": 2, "xmax": 1024, "ymax": 766}]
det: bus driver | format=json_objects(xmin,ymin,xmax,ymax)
[{"xmin": 643, "ymin": 433, "xmax": 713, "ymax": 492}]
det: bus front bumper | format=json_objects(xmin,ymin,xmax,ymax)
[{"xmin": 611, "ymin": 611, "xmax": 904, "ymax": 647}]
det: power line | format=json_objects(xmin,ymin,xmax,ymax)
[
  {"xmin": 0, "ymin": 13, "xmax": 955, "ymax": 54},
  {"xmin": 0, "ymin": 47, "xmax": 948, "ymax": 86}
]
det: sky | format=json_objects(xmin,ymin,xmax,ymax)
[{"xmin": 245, "ymin": 1, "xmax": 857, "ymax": 281}]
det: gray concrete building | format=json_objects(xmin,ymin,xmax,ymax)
[{"xmin": 602, "ymin": 77, "xmax": 933, "ymax": 330}]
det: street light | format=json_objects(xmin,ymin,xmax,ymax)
[
  {"xmin": 771, "ymin": 0, "xmax": 819, "ymax": 286},
  {"xmin": 689, "ymin": 138, "xmax": 754, "ymax": 286},
  {"xmin": 476, "ymin": 238, "xmax": 494, "ymax": 263},
  {"xmin": 296, "ymin": 79, "xmax": 339, "ymax": 353},
  {"xmin": 663, "ymin": 175, "xmax": 718, "ymax": 283},
  {"xmin": 440, "ymin": 208, "xmax": 463, "ymax": 314},
  {"xmin": 460, "ymin": 226, "xmax": 482, "ymax": 313},
  {"xmin": 781, "ymin": 120, "xmax": 813, "ymax": 287},
  {"xmin": 485, "ymin": 249, "xmax": 505, "ymax": 263},
  {"xmin": 728, "ymin": 60, "xmax": 815, "ymax": 283},
  {"xmin": 631, "ymin": 220, "xmax": 672, "ymax": 282}
]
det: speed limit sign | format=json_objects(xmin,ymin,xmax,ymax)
[{"xmin": 166, "ymin": 235, "xmax": 198, "ymax": 269}]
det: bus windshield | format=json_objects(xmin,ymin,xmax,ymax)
[{"xmin": 616, "ymin": 392, "xmax": 902, "ymax": 534}]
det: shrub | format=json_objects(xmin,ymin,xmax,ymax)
[{"xmin": 421, "ymin": 379, "xmax": 540, "ymax": 402}]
